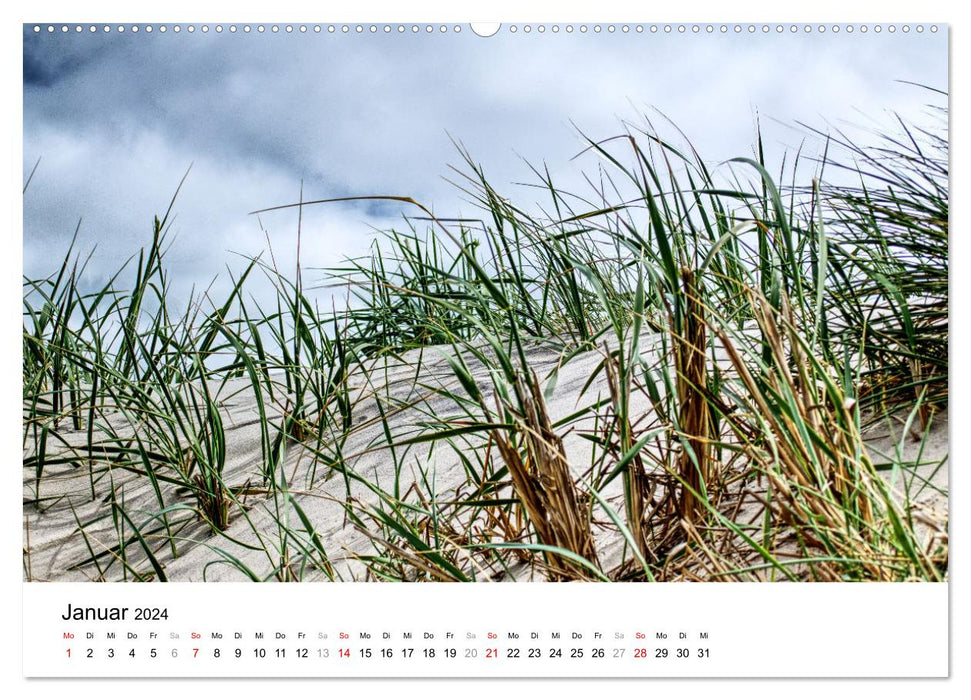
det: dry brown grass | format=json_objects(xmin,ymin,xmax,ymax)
[
  {"xmin": 491, "ymin": 371, "xmax": 600, "ymax": 580},
  {"xmin": 673, "ymin": 267, "xmax": 715, "ymax": 524},
  {"xmin": 714, "ymin": 290, "xmax": 934, "ymax": 581}
]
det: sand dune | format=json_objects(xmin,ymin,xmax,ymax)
[{"xmin": 23, "ymin": 325, "xmax": 949, "ymax": 583}]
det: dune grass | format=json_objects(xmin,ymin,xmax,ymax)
[{"xmin": 22, "ymin": 101, "xmax": 948, "ymax": 583}]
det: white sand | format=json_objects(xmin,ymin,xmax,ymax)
[{"xmin": 23, "ymin": 332, "xmax": 949, "ymax": 582}]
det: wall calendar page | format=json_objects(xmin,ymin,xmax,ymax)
[{"xmin": 15, "ymin": 2, "xmax": 953, "ymax": 691}]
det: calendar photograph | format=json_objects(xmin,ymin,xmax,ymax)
[{"xmin": 22, "ymin": 22, "xmax": 948, "ymax": 589}]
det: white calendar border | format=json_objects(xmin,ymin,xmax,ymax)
[{"xmin": 4, "ymin": 0, "xmax": 960, "ymax": 696}]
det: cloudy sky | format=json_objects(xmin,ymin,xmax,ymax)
[{"xmin": 23, "ymin": 24, "xmax": 947, "ymax": 304}]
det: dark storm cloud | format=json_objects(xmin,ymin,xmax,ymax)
[
  {"xmin": 22, "ymin": 25, "xmax": 947, "ymax": 305},
  {"xmin": 23, "ymin": 30, "xmax": 117, "ymax": 86}
]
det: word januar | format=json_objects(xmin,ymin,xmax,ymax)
[{"xmin": 61, "ymin": 604, "xmax": 169, "ymax": 621}]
